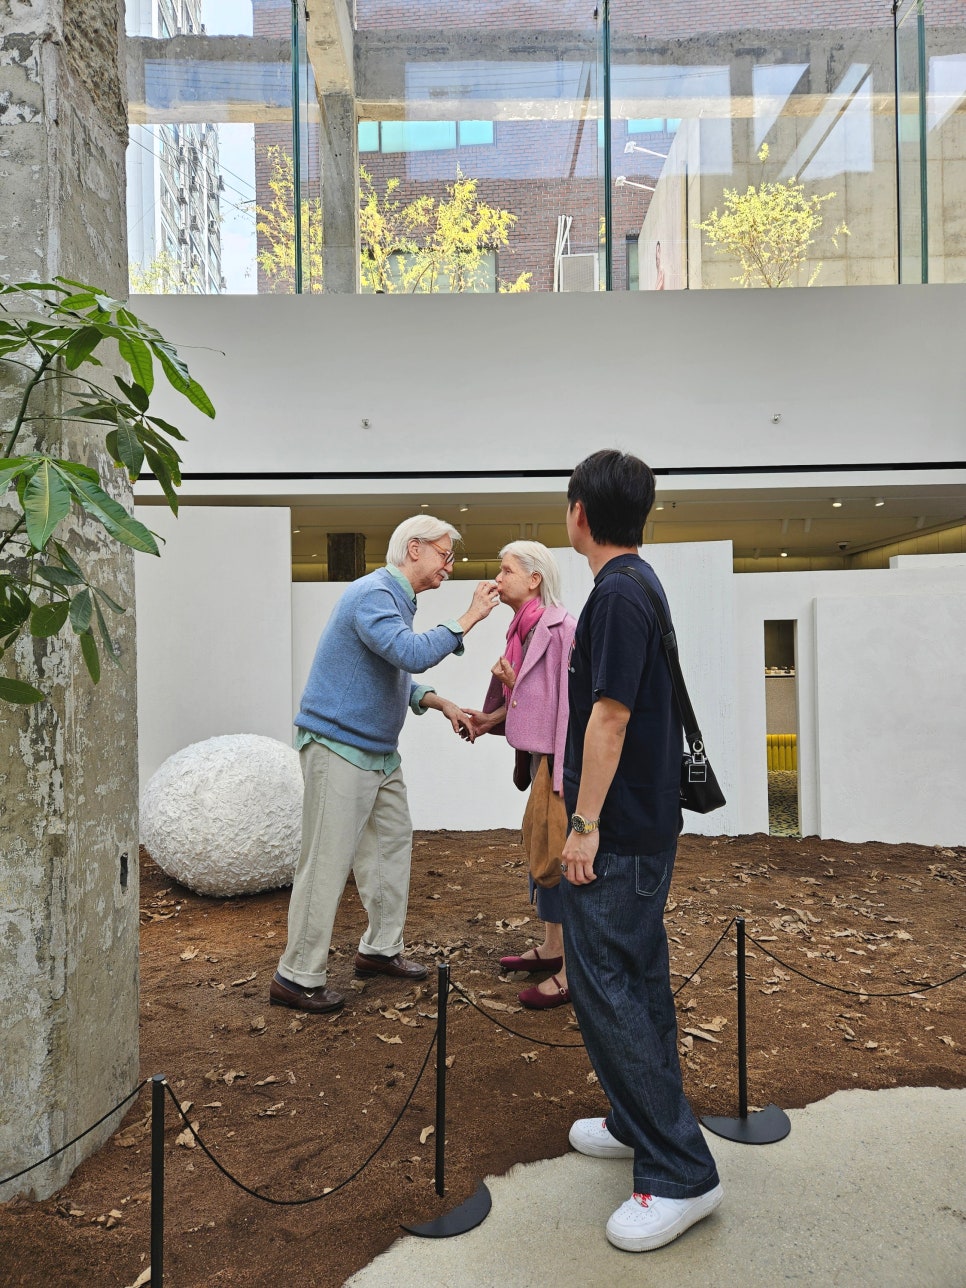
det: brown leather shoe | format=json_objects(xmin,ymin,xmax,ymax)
[
  {"xmin": 353, "ymin": 951, "xmax": 428, "ymax": 981},
  {"xmin": 269, "ymin": 971, "xmax": 345, "ymax": 1014}
]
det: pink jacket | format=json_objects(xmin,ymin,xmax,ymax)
[{"xmin": 483, "ymin": 603, "xmax": 577, "ymax": 794}]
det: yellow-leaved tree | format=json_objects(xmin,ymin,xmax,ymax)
[
  {"xmin": 698, "ymin": 145, "xmax": 849, "ymax": 287},
  {"xmin": 255, "ymin": 146, "xmax": 324, "ymax": 293},
  {"xmin": 359, "ymin": 166, "xmax": 531, "ymax": 293}
]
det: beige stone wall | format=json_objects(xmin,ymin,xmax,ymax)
[{"xmin": 0, "ymin": 0, "xmax": 140, "ymax": 1201}]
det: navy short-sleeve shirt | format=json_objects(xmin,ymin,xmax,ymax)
[{"xmin": 563, "ymin": 554, "xmax": 683, "ymax": 854}]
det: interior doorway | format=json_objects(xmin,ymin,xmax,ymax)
[{"xmin": 764, "ymin": 620, "xmax": 800, "ymax": 836}]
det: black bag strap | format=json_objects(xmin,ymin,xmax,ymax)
[{"xmin": 605, "ymin": 565, "xmax": 707, "ymax": 758}]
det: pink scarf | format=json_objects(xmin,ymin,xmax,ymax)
[{"xmin": 503, "ymin": 597, "xmax": 545, "ymax": 704}]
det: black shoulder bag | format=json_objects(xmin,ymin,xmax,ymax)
[{"xmin": 612, "ymin": 566, "xmax": 726, "ymax": 815}]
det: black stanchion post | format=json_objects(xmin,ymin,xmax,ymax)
[
  {"xmin": 737, "ymin": 917, "xmax": 748, "ymax": 1118},
  {"xmin": 400, "ymin": 961, "xmax": 492, "ymax": 1238},
  {"xmin": 435, "ymin": 960, "xmax": 448, "ymax": 1197},
  {"xmin": 151, "ymin": 1074, "xmax": 166, "ymax": 1286},
  {"xmin": 702, "ymin": 919, "xmax": 791, "ymax": 1145}
]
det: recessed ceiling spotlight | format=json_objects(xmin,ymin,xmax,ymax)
[
  {"xmin": 831, "ymin": 498, "xmax": 843, "ymax": 508},
  {"xmin": 874, "ymin": 497, "xmax": 885, "ymax": 507},
  {"xmin": 420, "ymin": 503, "xmax": 430, "ymax": 509},
  {"xmin": 459, "ymin": 505, "xmax": 469, "ymax": 513},
  {"xmin": 780, "ymin": 549, "xmax": 788, "ymax": 558},
  {"xmin": 311, "ymin": 553, "xmax": 318, "ymax": 558},
  {"xmin": 461, "ymin": 556, "xmax": 468, "ymax": 563},
  {"xmin": 655, "ymin": 502, "xmax": 665, "ymax": 511}
]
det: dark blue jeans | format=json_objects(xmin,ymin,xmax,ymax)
[{"xmin": 560, "ymin": 845, "xmax": 720, "ymax": 1199}]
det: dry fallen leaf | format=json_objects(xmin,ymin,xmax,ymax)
[
  {"xmin": 125, "ymin": 1268, "xmax": 152, "ymax": 1288},
  {"xmin": 254, "ymin": 1075, "xmax": 279, "ymax": 1087},
  {"xmin": 179, "ymin": 946, "xmax": 199, "ymax": 961},
  {"xmin": 175, "ymin": 1122, "xmax": 199, "ymax": 1148},
  {"xmin": 683, "ymin": 1028, "xmax": 721, "ymax": 1044},
  {"xmin": 232, "ymin": 972, "xmax": 258, "ymax": 987},
  {"xmin": 521, "ymin": 1051, "xmax": 538, "ymax": 1063},
  {"xmin": 697, "ymin": 1016, "xmax": 729, "ymax": 1033},
  {"xmin": 419, "ymin": 1126, "xmax": 434, "ymax": 1144},
  {"xmin": 376, "ymin": 1033, "xmax": 403, "ymax": 1044}
]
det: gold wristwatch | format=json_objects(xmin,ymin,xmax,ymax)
[{"xmin": 570, "ymin": 813, "xmax": 600, "ymax": 834}]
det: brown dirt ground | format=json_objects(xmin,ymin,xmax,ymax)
[{"xmin": 1, "ymin": 831, "xmax": 964, "ymax": 1287}]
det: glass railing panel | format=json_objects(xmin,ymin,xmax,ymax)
[
  {"xmin": 609, "ymin": 4, "xmax": 901, "ymax": 289},
  {"xmin": 125, "ymin": 0, "xmax": 303, "ymax": 294},
  {"xmin": 354, "ymin": 1, "xmax": 601, "ymax": 294},
  {"xmin": 920, "ymin": 5, "xmax": 966, "ymax": 283}
]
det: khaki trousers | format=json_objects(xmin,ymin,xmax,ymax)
[{"xmin": 279, "ymin": 740, "xmax": 413, "ymax": 988}]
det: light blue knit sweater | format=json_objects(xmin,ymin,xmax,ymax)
[{"xmin": 295, "ymin": 567, "xmax": 462, "ymax": 754}]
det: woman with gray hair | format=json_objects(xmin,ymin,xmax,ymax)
[{"xmin": 466, "ymin": 541, "xmax": 577, "ymax": 1009}]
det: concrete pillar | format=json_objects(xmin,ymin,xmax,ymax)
[
  {"xmin": 321, "ymin": 92, "xmax": 360, "ymax": 293},
  {"xmin": 0, "ymin": 1, "xmax": 140, "ymax": 1200}
]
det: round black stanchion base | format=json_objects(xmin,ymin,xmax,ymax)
[
  {"xmin": 400, "ymin": 1181, "xmax": 492, "ymax": 1238},
  {"xmin": 702, "ymin": 1103, "xmax": 791, "ymax": 1144}
]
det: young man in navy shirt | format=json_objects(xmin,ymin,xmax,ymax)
[{"xmin": 560, "ymin": 449, "xmax": 722, "ymax": 1252}]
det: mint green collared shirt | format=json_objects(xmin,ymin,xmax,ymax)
[{"xmin": 296, "ymin": 563, "xmax": 464, "ymax": 774}]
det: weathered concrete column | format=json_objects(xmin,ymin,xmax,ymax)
[
  {"xmin": 321, "ymin": 92, "xmax": 360, "ymax": 293},
  {"xmin": 0, "ymin": 1, "xmax": 140, "ymax": 1200},
  {"xmin": 327, "ymin": 531, "xmax": 366, "ymax": 580}
]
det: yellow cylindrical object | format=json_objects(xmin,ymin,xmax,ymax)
[{"xmin": 767, "ymin": 733, "xmax": 797, "ymax": 771}]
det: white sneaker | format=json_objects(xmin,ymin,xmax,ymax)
[
  {"xmin": 568, "ymin": 1117, "xmax": 634, "ymax": 1159},
  {"xmin": 606, "ymin": 1184, "xmax": 723, "ymax": 1252}
]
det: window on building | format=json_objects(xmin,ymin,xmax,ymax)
[{"xmin": 358, "ymin": 120, "xmax": 495, "ymax": 153}]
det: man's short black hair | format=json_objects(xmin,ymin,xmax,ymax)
[{"xmin": 567, "ymin": 449, "xmax": 656, "ymax": 548}]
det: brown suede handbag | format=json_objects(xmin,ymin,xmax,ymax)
[{"xmin": 521, "ymin": 754, "xmax": 568, "ymax": 888}]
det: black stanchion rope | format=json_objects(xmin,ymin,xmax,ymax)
[
  {"xmin": 162, "ymin": 1023, "xmax": 438, "ymax": 1206},
  {"xmin": 0, "ymin": 1078, "xmax": 149, "ymax": 1189},
  {"xmin": 673, "ymin": 917, "xmax": 737, "ymax": 996},
  {"xmin": 745, "ymin": 933, "xmax": 966, "ymax": 998},
  {"xmin": 448, "ymin": 978, "xmax": 584, "ymax": 1048}
]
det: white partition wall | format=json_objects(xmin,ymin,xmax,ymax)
[
  {"xmin": 734, "ymin": 562, "xmax": 966, "ymax": 845},
  {"xmin": 134, "ymin": 506, "xmax": 294, "ymax": 788}
]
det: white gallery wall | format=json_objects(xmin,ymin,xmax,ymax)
[
  {"xmin": 131, "ymin": 286, "xmax": 966, "ymax": 488},
  {"xmin": 134, "ymin": 506, "xmax": 293, "ymax": 788}
]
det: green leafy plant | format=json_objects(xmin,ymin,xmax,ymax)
[
  {"xmin": 0, "ymin": 277, "xmax": 214, "ymax": 705},
  {"xmin": 698, "ymin": 144, "xmax": 849, "ymax": 288},
  {"xmin": 359, "ymin": 166, "xmax": 531, "ymax": 294}
]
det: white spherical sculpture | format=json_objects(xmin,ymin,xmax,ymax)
[{"xmin": 141, "ymin": 734, "xmax": 303, "ymax": 896}]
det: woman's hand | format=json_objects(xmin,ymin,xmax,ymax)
[
  {"xmin": 491, "ymin": 656, "xmax": 516, "ymax": 688},
  {"xmin": 460, "ymin": 706, "xmax": 504, "ymax": 739}
]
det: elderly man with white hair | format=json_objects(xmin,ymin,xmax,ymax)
[{"xmin": 272, "ymin": 516, "xmax": 499, "ymax": 1014}]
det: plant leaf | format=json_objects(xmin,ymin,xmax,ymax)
[
  {"xmin": 184, "ymin": 377, "xmax": 216, "ymax": 419},
  {"xmin": 93, "ymin": 594, "xmax": 120, "ymax": 665},
  {"xmin": 0, "ymin": 581, "xmax": 32, "ymax": 634},
  {"xmin": 30, "ymin": 599, "xmax": 70, "ymax": 638},
  {"xmin": 53, "ymin": 542, "xmax": 84, "ymax": 579},
  {"xmin": 117, "ymin": 333, "xmax": 154, "ymax": 395},
  {"xmin": 53, "ymin": 466, "xmax": 160, "ymax": 555},
  {"xmin": 79, "ymin": 630, "xmax": 100, "ymax": 683},
  {"xmin": 22, "ymin": 460, "xmax": 72, "ymax": 550},
  {"xmin": 146, "ymin": 415, "xmax": 187, "ymax": 443},
  {"xmin": 114, "ymin": 418, "xmax": 145, "ymax": 480},
  {"xmin": 114, "ymin": 375, "xmax": 150, "ymax": 411},
  {"xmin": 62, "ymin": 325, "xmax": 105, "ymax": 370},
  {"xmin": 93, "ymin": 586, "xmax": 126, "ymax": 615},
  {"xmin": 0, "ymin": 676, "xmax": 46, "ymax": 704},
  {"xmin": 69, "ymin": 587, "xmax": 93, "ymax": 634},
  {"xmin": 35, "ymin": 565, "xmax": 84, "ymax": 589},
  {"xmin": 0, "ymin": 458, "xmax": 33, "ymax": 494}
]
